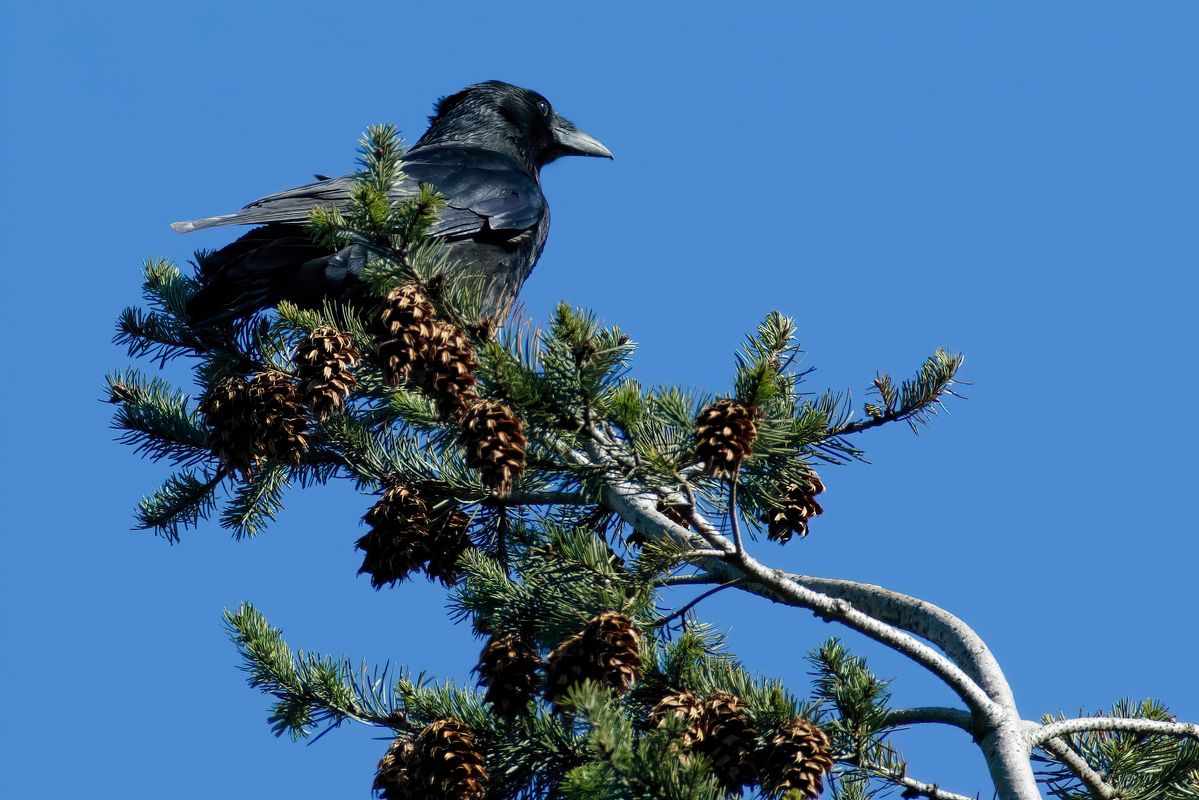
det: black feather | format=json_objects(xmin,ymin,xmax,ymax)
[{"xmin": 178, "ymin": 81, "xmax": 607, "ymax": 325}]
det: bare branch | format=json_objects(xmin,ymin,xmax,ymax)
[
  {"xmin": 600, "ymin": 474, "xmax": 999, "ymax": 720},
  {"xmin": 883, "ymin": 706, "xmax": 974, "ymax": 732},
  {"xmin": 1030, "ymin": 716, "xmax": 1199, "ymax": 747},
  {"xmin": 785, "ymin": 573, "xmax": 1017, "ymax": 712}
]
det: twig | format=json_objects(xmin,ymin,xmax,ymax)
[
  {"xmin": 655, "ymin": 572, "xmax": 718, "ymax": 588},
  {"xmin": 482, "ymin": 491, "xmax": 586, "ymax": 506},
  {"xmin": 727, "ymin": 471, "xmax": 745, "ymax": 561},
  {"xmin": 652, "ymin": 581, "xmax": 742, "ymax": 629}
]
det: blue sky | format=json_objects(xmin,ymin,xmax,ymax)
[{"xmin": 2, "ymin": 2, "xmax": 1196, "ymax": 797}]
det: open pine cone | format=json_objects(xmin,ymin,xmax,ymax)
[
  {"xmin": 294, "ymin": 325, "xmax": 359, "ymax": 420},
  {"xmin": 650, "ymin": 690, "xmax": 706, "ymax": 749},
  {"xmin": 198, "ymin": 375, "xmax": 256, "ymax": 474},
  {"xmin": 459, "ymin": 399, "xmax": 526, "ymax": 493},
  {"xmin": 374, "ymin": 285, "xmax": 437, "ymax": 387},
  {"xmin": 355, "ymin": 481, "xmax": 472, "ymax": 588},
  {"xmin": 374, "ymin": 719, "xmax": 487, "ymax": 800},
  {"xmin": 696, "ymin": 691, "xmax": 759, "ymax": 792},
  {"xmin": 762, "ymin": 472, "xmax": 826, "ymax": 543},
  {"xmin": 477, "ymin": 632, "xmax": 542, "ymax": 718},
  {"xmin": 758, "ymin": 716, "xmax": 835, "ymax": 800},
  {"xmin": 694, "ymin": 399, "xmax": 758, "ymax": 477},
  {"xmin": 421, "ymin": 319, "xmax": 479, "ymax": 419},
  {"xmin": 545, "ymin": 611, "xmax": 642, "ymax": 707},
  {"xmin": 246, "ymin": 371, "xmax": 309, "ymax": 466}
]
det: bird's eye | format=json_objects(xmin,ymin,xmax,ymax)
[{"xmin": 537, "ymin": 100, "xmax": 551, "ymax": 118}]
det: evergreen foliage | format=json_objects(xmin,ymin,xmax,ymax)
[{"xmin": 109, "ymin": 125, "xmax": 1197, "ymax": 799}]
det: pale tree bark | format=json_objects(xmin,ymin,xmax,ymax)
[{"xmin": 569, "ymin": 428, "xmax": 1198, "ymax": 800}]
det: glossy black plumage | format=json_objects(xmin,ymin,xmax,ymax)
[{"xmin": 176, "ymin": 81, "xmax": 611, "ymax": 324}]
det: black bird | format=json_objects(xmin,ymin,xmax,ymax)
[{"xmin": 174, "ymin": 81, "xmax": 612, "ymax": 325}]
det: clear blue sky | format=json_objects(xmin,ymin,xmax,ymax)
[{"xmin": 2, "ymin": 2, "xmax": 1196, "ymax": 797}]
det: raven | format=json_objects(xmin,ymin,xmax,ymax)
[{"xmin": 174, "ymin": 81, "xmax": 612, "ymax": 325}]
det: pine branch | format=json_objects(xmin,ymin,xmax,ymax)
[
  {"xmin": 223, "ymin": 603, "xmax": 396, "ymax": 739},
  {"xmin": 134, "ymin": 468, "xmax": 223, "ymax": 542},
  {"xmin": 106, "ymin": 369, "xmax": 209, "ymax": 467},
  {"xmin": 219, "ymin": 464, "xmax": 290, "ymax": 539},
  {"xmin": 833, "ymin": 348, "xmax": 964, "ymax": 436}
]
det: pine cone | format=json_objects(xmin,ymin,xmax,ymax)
[
  {"xmin": 694, "ymin": 399, "xmax": 757, "ymax": 477},
  {"xmin": 295, "ymin": 326, "xmax": 359, "ymax": 420},
  {"xmin": 198, "ymin": 375, "xmax": 256, "ymax": 474},
  {"xmin": 477, "ymin": 632, "xmax": 542, "ymax": 718},
  {"xmin": 374, "ymin": 720, "xmax": 488, "ymax": 800},
  {"xmin": 356, "ymin": 482, "xmax": 472, "ymax": 588},
  {"xmin": 459, "ymin": 399, "xmax": 526, "ymax": 493},
  {"xmin": 246, "ymin": 371, "xmax": 309, "ymax": 466},
  {"xmin": 762, "ymin": 473, "xmax": 825, "ymax": 543},
  {"xmin": 356, "ymin": 482, "xmax": 431, "ymax": 588},
  {"xmin": 373, "ymin": 737, "xmax": 417, "ymax": 800},
  {"xmin": 545, "ymin": 611, "xmax": 642, "ymax": 706},
  {"xmin": 421, "ymin": 320, "xmax": 479, "ymax": 419},
  {"xmin": 758, "ymin": 717, "xmax": 834, "ymax": 800},
  {"xmin": 410, "ymin": 719, "xmax": 489, "ymax": 800},
  {"xmin": 651, "ymin": 691, "xmax": 705, "ymax": 749},
  {"xmin": 374, "ymin": 285, "xmax": 437, "ymax": 387},
  {"xmin": 422, "ymin": 505, "xmax": 472, "ymax": 587},
  {"xmin": 696, "ymin": 691, "xmax": 758, "ymax": 792}
]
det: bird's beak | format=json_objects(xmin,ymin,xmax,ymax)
[{"xmin": 551, "ymin": 114, "xmax": 614, "ymax": 159}]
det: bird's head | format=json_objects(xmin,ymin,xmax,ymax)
[{"xmin": 417, "ymin": 81, "xmax": 613, "ymax": 173}]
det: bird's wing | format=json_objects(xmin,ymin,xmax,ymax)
[
  {"xmin": 400, "ymin": 145, "xmax": 544, "ymax": 239},
  {"xmin": 170, "ymin": 146, "xmax": 543, "ymax": 238}
]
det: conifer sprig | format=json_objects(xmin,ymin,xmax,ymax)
[
  {"xmin": 835, "ymin": 348, "xmax": 965, "ymax": 436},
  {"xmin": 224, "ymin": 603, "xmax": 399, "ymax": 739}
]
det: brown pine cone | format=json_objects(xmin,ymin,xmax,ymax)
[
  {"xmin": 758, "ymin": 717, "xmax": 835, "ymax": 800},
  {"xmin": 421, "ymin": 319, "xmax": 479, "ymax": 419},
  {"xmin": 373, "ymin": 737, "xmax": 417, "ymax": 800},
  {"xmin": 374, "ymin": 720, "xmax": 488, "ymax": 800},
  {"xmin": 246, "ymin": 371, "xmax": 309, "ymax": 466},
  {"xmin": 356, "ymin": 483, "xmax": 432, "ymax": 588},
  {"xmin": 696, "ymin": 691, "xmax": 758, "ymax": 792},
  {"xmin": 545, "ymin": 611, "xmax": 642, "ymax": 707},
  {"xmin": 374, "ymin": 285, "xmax": 437, "ymax": 387},
  {"xmin": 477, "ymin": 632, "xmax": 542, "ymax": 718},
  {"xmin": 694, "ymin": 399, "xmax": 757, "ymax": 478},
  {"xmin": 294, "ymin": 326, "xmax": 359, "ymax": 420},
  {"xmin": 198, "ymin": 375, "xmax": 256, "ymax": 474},
  {"xmin": 459, "ymin": 399, "xmax": 526, "ymax": 493},
  {"xmin": 421, "ymin": 505, "xmax": 472, "ymax": 587},
  {"xmin": 356, "ymin": 482, "xmax": 473, "ymax": 588},
  {"xmin": 409, "ymin": 719, "xmax": 488, "ymax": 800},
  {"xmin": 762, "ymin": 473, "xmax": 825, "ymax": 543},
  {"xmin": 650, "ymin": 691, "xmax": 706, "ymax": 749}
]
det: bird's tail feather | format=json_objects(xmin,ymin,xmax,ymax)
[{"xmin": 171, "ymin": 214, "xmax": 240, "ymax": 233}]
